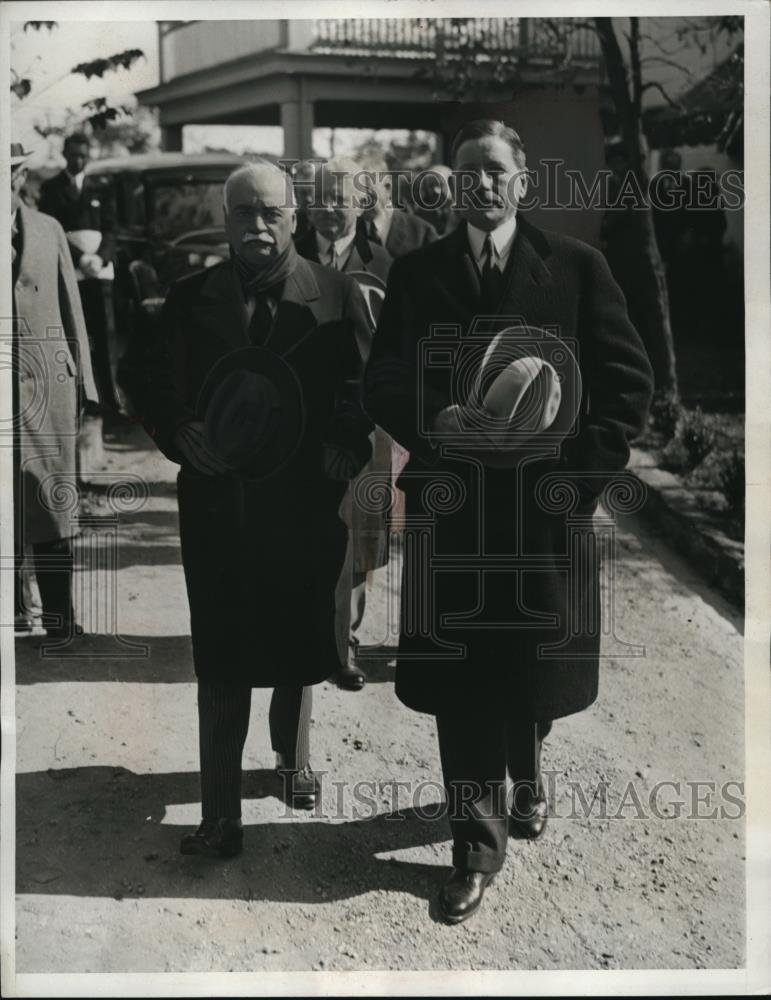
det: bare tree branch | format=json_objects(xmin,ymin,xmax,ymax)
[
  {"xmin": 641, "ymin": 81, "xmax": 683, "ymax": 109},
  {"xmin": 639, "ymin": 55, "xmax": 696, "ymax": 77}
]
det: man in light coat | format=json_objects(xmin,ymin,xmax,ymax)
[{"xmin": 10, "ymin": 143, "xmax": 99, "ymax": 638}]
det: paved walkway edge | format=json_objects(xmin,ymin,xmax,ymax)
[{"xmin": 627, "ymin": 447, "xmax": 745, "ymax": 609}]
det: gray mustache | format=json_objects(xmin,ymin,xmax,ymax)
[{"xmin": 242, "ymin": 233, "xmax": 274, "ymax": 244}]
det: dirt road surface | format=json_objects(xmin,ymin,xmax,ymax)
[{"xmin": 14, "ymin": 426, "xmax": 745, "ymax": 974}]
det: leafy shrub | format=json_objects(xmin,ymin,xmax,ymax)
[
  {"xmin": 649, "ymin": 391, "xmax": 683, "ymax": 440},
  {"xmin": 676, "ymin": 407, "xmax": 717, "ymax": 470},
  {"xmin": 717, "ymin": 448, "xmax": 745, "ymax": 517}
]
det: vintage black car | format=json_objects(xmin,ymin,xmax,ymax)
[{"xmin": 81, "ymin": 152, "xmax": 246, "ymax": 411}]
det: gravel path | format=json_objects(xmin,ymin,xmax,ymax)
[{"xmin": 14, "ymin": 427, "xmax": 745, "ymax": 973}]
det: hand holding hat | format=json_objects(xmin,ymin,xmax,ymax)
[
  {"xmin": 429, "ymin": 325, "xmax": 581, "ymax": 467},
  {"xmin": 173, "ymin": 420, "xmax": 231, "ymax": 476}
]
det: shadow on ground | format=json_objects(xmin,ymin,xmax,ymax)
[{"xmin": 17, "ymin": 766, "xmax": 448, "ymax": 904}]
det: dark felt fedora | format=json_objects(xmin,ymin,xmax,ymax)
[
  {"xmin": 196, "ymin": 346, "xmax": 305, "ymax": 480},
  {"xmin": 449, "ymin": 324, "xmax": 582, "ymax": 468}
]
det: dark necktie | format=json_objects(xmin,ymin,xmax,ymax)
[
  {"xmin": 479, "ymin": 233, "xmax": 504, "ymax": 307},
  {"xmin": 247, "ymin": 292, "xmax": 275, "ymax": 346}
]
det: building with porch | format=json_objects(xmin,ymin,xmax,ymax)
[{"xmin": 136, "ymin": 17, "xmax": 608, "ymax": 243}]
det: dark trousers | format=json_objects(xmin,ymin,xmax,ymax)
[
  {"xmin": 79, "ymin": 277, "xmax": 122, "ymax": 412},
  {"xmin": 197, "ymin": 681, "xmax": 312, "ymax": 819},
  {"xmin": 14, "ymin": 537, "xmax": 75, "ymax": 631},
  {"xmin": 436, "ymin": 714, "xmax": 552, "ymax": 874}
]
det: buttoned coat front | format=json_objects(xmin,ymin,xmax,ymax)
[
  {"xmin": 11, "ymin": 205, "xmax": 99, "ymax": 546},
  {"xmin": 141, "ymin": 256, "xmax": 373, "ymax": 687},
  {"xmin": 364, "ymin": 218, "xmax": 654, "ymax": 720}
]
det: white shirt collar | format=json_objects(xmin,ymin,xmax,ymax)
[
  {"xmin": 316, "ymin": 228, "xmax": 357, "ymax": 261},
  {"xmin": 467, "ymin": 215, "xmax": 518, "ymax": 268}
]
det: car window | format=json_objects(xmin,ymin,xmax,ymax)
[{"xmin": 148, "ymin": 181, "xmax": 226, "ymax": 239}]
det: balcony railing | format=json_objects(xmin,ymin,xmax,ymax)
[
  {"xmin": 311, "ymin": 17, "xmax": 601, "ymax": 63},
  {"xmin": 157, "ymin": 18, "xmax": 601, "ymax": 84}
]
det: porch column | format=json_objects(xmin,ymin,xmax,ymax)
[
  {"xmin": 280, "ymin": 79, "xmax": 314, "ymax": 160},
  {"xmin": 160, "ymin": 123, "xmax": 183, "ymax": 152}
]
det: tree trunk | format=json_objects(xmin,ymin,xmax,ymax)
[{"xmin": 594, "ymin": 17, "xmax": 679, "ymax": 399}]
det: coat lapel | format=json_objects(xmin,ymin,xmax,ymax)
[
  {"xmin": 432, "ymin": 224, "xmax": 481, "ymax": 318},
  {"xmin": 199, "ymin": 261, "xmax": 250, "ymax": 350},
  {"xmin": 264, "ymin": 256, "xmax": 321, "ymax": 358},
  {"xmin": 497, "ymin": 217, "xmax": 553, "ymax": 314},
  {"xmin": 17, "ymin": 205, "xmax": 43, "ymax": 289},
  {"xmin": 343, "ymin": 241, "xmax": 366, "ymax": 273}
]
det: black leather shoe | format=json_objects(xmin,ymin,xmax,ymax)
[
  {"xmin": 45, "ymin": 621, "xmax": 84, "ymax": 640},
  {"xmin": 15, "ymin": 614, "xmax": 34, "ymax": 635},
  {"xmin": 180, "ymin": 818, "xmax": 243, "ymax": 858},
  {"xmin": 334, "ymin": 659, "xmax": 366, "ymax": 691},
  {"xmin": 438, "ymin": 869, "xmax": 496, "ymax": 924},
  {"xmin": 510, "ymin": 779, "xmax": 548, "ymax": 840},
  {"xmin": 275, "ymin": 757, "xmax": 320, "ymax": 811}
]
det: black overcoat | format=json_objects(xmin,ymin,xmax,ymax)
[
  {"xmin": 141, "ymin": 257, "xmax": 373, "ymax": 686},
  {"xmin": 364, "ymin": 218, "xmax": 654, "ymax": 720},
  {"xmin": 38, "ymin": 169, "xmax": 116, "ymax": 266}
]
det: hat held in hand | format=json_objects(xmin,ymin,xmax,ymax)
[
  {"xmin": 481, "ymin": 355, "xmax": 562, "ymax": 431},
  {"xmin": 459, "ymin": 324, "xmax": 582, "ymax": 467},
  {"xmin": 196, "ymin": 346, "xmax": 305, "ymax": 480}
]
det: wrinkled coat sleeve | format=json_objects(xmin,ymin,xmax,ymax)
[
  {"xmin": 322, "ymin": 278, "xmax": 375, "ymax": 473},
  {"xmin": 560, "ymin": 246, "xmax": 654, "ymax": 498},
  {"xmin": 140, "ymin": 282, "xmax": 196, "ymax": 465},
  {"xmin": 363, "ymin": 256, "xmax": 446, "ymax": 464},
  {"xmin": 55, "ymin": 217, "xmax": 99, "ymax": 407}
]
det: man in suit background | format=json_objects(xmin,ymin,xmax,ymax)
[
  {"xmin": 38, "ymin": 131, "xmax": 121, "ymax": 413},
  {"xmin": 10, "ymin": 142, "xmax": 99, "ymax": 638},
  {"xmin": 364, "ymin": 120, "xmax": 653, "ymax": 923},
  {"xmin": 410, "ymin": 164, "xmax": 459, "ymax": 237},
  {"xmin": 296, "ymin": 157, "xmax": 391, "ymax": 283},
  {"xmin": 297, "ymin": 157, "xmax": 392, "ymax": 691},
  {"xmin": 355, "ymin": 150, "xmax": 437, "ymax": 258},
  {"xmin": 141, "ymin": 162, "xmax": 373, "ymax": 859}
]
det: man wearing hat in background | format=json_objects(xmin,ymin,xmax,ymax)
[
  {"xmin": 10, "ymin": 142, "xmax": 99, "ymax": 637},
  {"xmin": 296, "ymin": 156, "xmax": 392, "ymax": 692},
  {"xmin": 141, "ymin": 161, "xmax": 373, "ymax": 859},
  {"xmin": 364, "ymin": 119, "xmax": 653, "ymax": 923}
]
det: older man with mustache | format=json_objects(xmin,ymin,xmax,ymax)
[{"xmin": 142, "ymin": 161, "xmax": 373, "ymax": 858}]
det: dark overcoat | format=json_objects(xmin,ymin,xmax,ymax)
[
  {"xmin": 296, "ymin": 229, "xmax": 393, "ymax": 572},
  {"xmin": 38, "ymin": 169, "xmax": 115, "ymax": 266},
  {"xmin": 382, "ymin": 209, "xmax": 437, "ymax": 258},
  {"xmin": 11, "ymin": 205, "xmax": 99, "ymax": 546},
  {"xmin": 364, "ymin": 218, "xmax": 654, "ymax": 720},
  {"xmin": 141, "ymin": 256, "xmax": 373, "ymax": 687}
]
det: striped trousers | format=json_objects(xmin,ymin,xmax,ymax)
[{"xmin": 197, "ymin": 681, "xmax": 313, "ymax": 819}]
